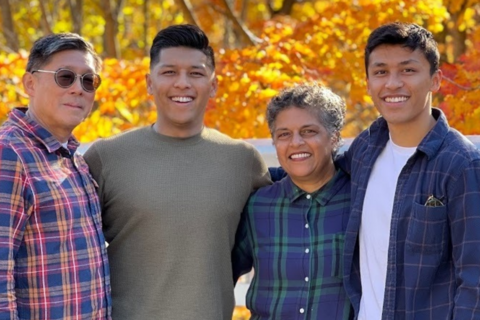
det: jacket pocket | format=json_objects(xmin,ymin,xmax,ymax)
[{"xmin": 406, "ymin": 201, "xmax": 447, "ymax": 254}]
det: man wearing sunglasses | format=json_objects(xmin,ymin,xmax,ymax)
[{"xmin": 0, "ymin": 33, "xmax": 111, "ymax": 319}]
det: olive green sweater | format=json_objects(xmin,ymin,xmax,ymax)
[{"xmin": 84, "ymin": 126, "xmax": 270, "ymax": 320}]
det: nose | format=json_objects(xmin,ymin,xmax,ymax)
[
  {"xmin": 385, "ymin": 73, "xmax": 403, "ymax": 89},
  {"xmin": 69, "ymin": 75, "xmax": 84, "ymax": 94},
  {"xmin": 290, "ymin": 132, "xmax": 305, "ymax": 147},
  {"xmin": 174, "ymin": 71, "xmax": 192, "ymax": 89}
]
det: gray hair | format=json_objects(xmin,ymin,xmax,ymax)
[
  {"xmin": 266, "ymin": 82, "xmax": 346, "ymax": 153},
  {"xmin": 26, "ymin": 33, "xmax": 101, "ymax": 73}
]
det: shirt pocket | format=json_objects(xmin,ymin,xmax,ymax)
[{"xmin": 406, "ymin": 201, "xmax": 447, "ymax": 255}]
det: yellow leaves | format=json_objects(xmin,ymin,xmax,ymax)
[{"xmin": 1, "ymin": 0, "xmax": 479, "ymax": 142}]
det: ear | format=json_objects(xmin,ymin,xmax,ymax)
[
  {"xmin": 22, "ymin": 72, "xmax": 36, "ymax": 97},
  {"xmin": 145, "ymin": 74, "xmax": 152, "ymax": 95},
  {"xmin": 366, "ymin": 77, "xmax": 371, "ymax": 96},
  {"xmin": 209, "ymin": 75, "xmax": 218, "ymax": 98},
  {"xmin": 430, "ymin": 69, "xmax": 442, "ymax": 92}
]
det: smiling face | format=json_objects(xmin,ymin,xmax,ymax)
[
  {"xmin": 146, "ymin": 46, "xmax": 217, "ymax": 138},
  {"xmin": 22, "ymin": 50, "xmax": 97, "ymax": 142},
  {"xmin": 367, "ymin": 44, "xmax": 442, "ymax": 134},
  {"xmin": 273, "ymin": 107, "xmax": 336, "ymax": 193}
]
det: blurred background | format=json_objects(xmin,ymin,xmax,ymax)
[{"xmin": 0, "ymin": 0, "xmax": 479, "ymax": 144}]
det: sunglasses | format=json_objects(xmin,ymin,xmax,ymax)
[{"xmin": 31, "ymin": 68, "xmax": 101, "ymax": 92}]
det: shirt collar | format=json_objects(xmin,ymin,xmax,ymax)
[
  {"xmin": 369, "ymin": 108, "xmax": 450, "ymax": 160},
  {"xmin": 9, "ymin": 107, "xmax": 80, "ymax": 154},
  {"xmin": 281, "ymin": 168, "xmax": 348, "ymax": 205}
]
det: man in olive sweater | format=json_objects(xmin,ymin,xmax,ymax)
[{"xmin": 84, "ymin": 25, "xmax": 270, "ymax": 320}]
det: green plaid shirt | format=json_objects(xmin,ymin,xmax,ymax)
[{"xmin": 233, "ymin": 168, "xmax": 352, "ymax": 320}]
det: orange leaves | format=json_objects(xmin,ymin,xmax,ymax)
[
  {"xmin": 1, "ymin": 0, "xmax": 479, "ymax": 142},
  {"xmin": 232, "ymin": 306, "xmax": 250, "ymax": 320},
  {"xmin": 437, "ymin": 25, "xmax": 480, "ymax": 135}
]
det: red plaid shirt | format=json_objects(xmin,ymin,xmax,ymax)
[{"xmin": 0, "ymin": 108, "xmax": 111, "ymax": 319}]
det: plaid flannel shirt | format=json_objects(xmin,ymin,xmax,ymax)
[
  {"xmin": 0, "ymin": 108, "xmax": 111, "ymax": 320},
  {"xmin": 233, "ymin": 168, "xmax": 352, "ymax": 320},
  {"xmin": 343, "ymin": 108, "xmax": 480, "ymax": 320}
]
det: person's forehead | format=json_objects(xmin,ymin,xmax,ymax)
[
  {"xmin": 44, "ymin": 50, "xmax": 96, "ymax": 68},
  {"xmin": 368, "ymin": 45, "xmax": 427, "ymax": 65},
  {"xmin": 156, "ymin": 47, "xmax": 211, "ymax": 67}
]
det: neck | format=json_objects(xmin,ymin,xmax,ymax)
[
  {"xmin": 388, "ymin": 110, "xmax": 436, "ymax": 148},
  {"xmin": 292, "ymin": 163, "xmax": 336, "ymax": 193},
  {"xmin": 26, "ymin": 108, "xmax": 70, "ymax": 143},
  {"xmin": 153, "ymin": 122, "xmax": 204, "ymax": 138}
]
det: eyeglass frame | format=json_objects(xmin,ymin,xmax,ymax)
[{"xmin": 31, "ymin": 68, "xmax": 102, "ymax": 93}]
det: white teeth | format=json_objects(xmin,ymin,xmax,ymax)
[
  {"xmin": 171, "ymin": 96, "xmax": 193, "ymax": 103},
  {"xmin": 385, "ymin": 96, "xmax": 408, "ymax": 103},
  {"xmin": 290, "ymin": 153, "xmax": 310, "ymax": 159}
]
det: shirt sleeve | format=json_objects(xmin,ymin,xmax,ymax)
[
  {"xmin": 450, "ymin": 159, "xmax": 480, "ymax": 318},
  {"xmin": 0, "ymin": 145, "xmax": 30, "ymax": 319},
  {"xmin": 232, "ymin": 206, "xmax": 253, "ymax": 285},
  {"xmin": 83, "ymin": 143, "xmax": 105, "ymax": 209}
]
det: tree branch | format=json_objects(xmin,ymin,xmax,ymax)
[
  {"xmin": 175, "ymin": 0, "xmax": 199, "ymax": 26},
  {"xmin": 216, "ymin": 0, "xmax": 261, "ymax": 45},
  {"xmin": 442, "ymin": 75, "xmax": 480, "ymax": 91}
]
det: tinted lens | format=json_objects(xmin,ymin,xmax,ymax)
[
  {"xmin": 82, "ymin": 74, "xmax": 100, "ymax": 92},
  {"xmin": 55, "ymin": 69, "xmax": 76, "ymax": 87}
]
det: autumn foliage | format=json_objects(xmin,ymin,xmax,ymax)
[{"xmin": 1, "ymin": 1, "xmax": 479, "ymax": 142}]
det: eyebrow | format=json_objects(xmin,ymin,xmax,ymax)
[
  {"xmin": 371, "ymin": 59, "xmax": 421, "ymax": 68},
  {"xmin": 274, "ymin": 124, "xmax": 319, "ymax": 132},
  {"xmin": 158, "ymin": 64, "xmax": 207, "ymax": 69}
]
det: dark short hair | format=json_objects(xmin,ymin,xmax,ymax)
[
  {"xmin": 365, "ymin": 22, "xmax": 440, "ymax": 76},
  {"xmin": 26, "ymin": 33, "xmax": 101, "ymax": 73},
  {"xmin": 267, "ymin": 82, "xmax": 346, "ymax": 153},
  {"xmin": 149, "ymin": 24, "xmax": 215, "ymax": 70}
]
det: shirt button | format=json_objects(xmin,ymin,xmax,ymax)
[
  {"xmin": 305, "ymin": 223, "xmax": 309, "ymax": 229},
  {"xmin": 300, "ymin": 308, "xmax": 305, "ymax": 314},
  {"xmin": 305, "ymin": 277, "xmax": 309, "ymax": 282},
  {"xmin": 305, "ymin": 248, "xmax": 310, "ymax": 253},
  {"xmin": 306, "ymin": 194, "xmax": 311, "ymax": 199}
]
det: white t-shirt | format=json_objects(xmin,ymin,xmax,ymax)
[{"xmin": 358, "ymin": 138, "xmax": 416, "ymax": 320}]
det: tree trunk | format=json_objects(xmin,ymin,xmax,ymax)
[
  {"xmin": 143, "ymin": 0, "xmax": 149, "ymax": 56},
  {"xmin": 0, "ymin": 0, "xmax": 19, "ymax": 52},
  {"xmin": 101, "ymin": 0, "xmax": 124, "ymax": 58},
  {"xmin": 448, "ymin": 11, "xmax": 467, "ymax": 62},
  {"xmin": 38, "ymin": 0, "xmax": 53, "ymax": 34},
  {"xmin": 67, "ymin": 0, "xmax": 84, "ymax": 35}
]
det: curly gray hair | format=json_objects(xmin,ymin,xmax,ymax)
[{"xmin": 266, "ymin": 82, "xmax": 346, "ymax": 153}]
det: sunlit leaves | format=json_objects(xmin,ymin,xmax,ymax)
[{"xmin": 1, "ymin": 0, "xmax": 479, "ymax": 143}]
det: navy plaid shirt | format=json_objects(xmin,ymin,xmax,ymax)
[
  {"xmin": 343, "ymin": 108, "xmax": 480, "ymax": 320},
  {"xmin": 233, "ymin": 169, "xmax": 352, "ymax": 320}
]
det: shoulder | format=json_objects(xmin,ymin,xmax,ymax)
[
  {"xmin": 86, "ymin": 126, "xmax": 149, "ymax": 153},
  {"xmin": 0, "ymin": 125, "xmax": 36, "ymax": 161},
  {"xmin": 248, "ymin": 179, "xmax": 285, "ymax": 204},
  {"xmin": 442, "ymin": 130, "xmax": 480, "ymax": 162},
  {"xmin": 203, "ymin": 128, "xmax": 259, "ymax": 156},
  {"xmin": 430, "ymin": 130, "xmax": 480, "ymax": 175}
]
